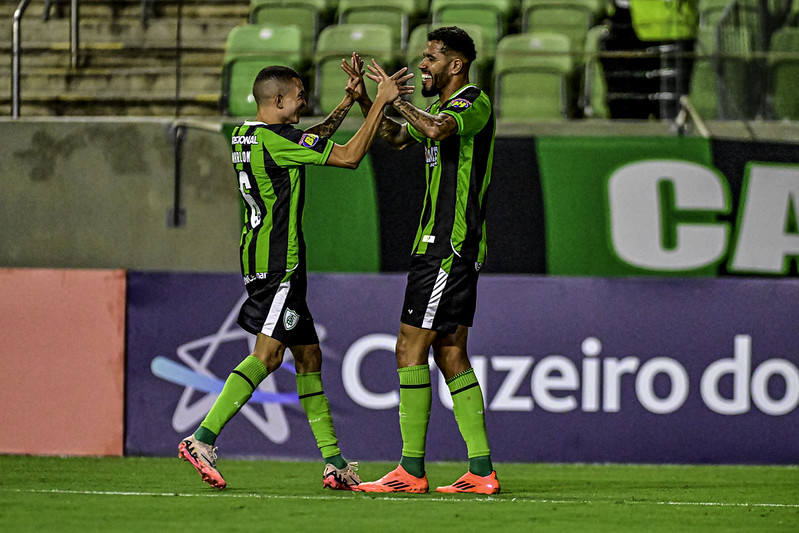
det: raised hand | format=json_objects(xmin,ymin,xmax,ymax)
[
  {"xmin": 341, "ymin": 53, "xmax": 366, "ymax": 101},
  {"xmin": 368, "ymin": 60, "xmax": 414, "ymax": 105}
]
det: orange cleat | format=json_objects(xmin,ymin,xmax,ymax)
[
  {"xmin": 352, "ymin": 465, "xmax": 429, "ymax": 493},
  {"xmin": 435, "ymin": 470, "xmax": 500, "ymax": 494}
]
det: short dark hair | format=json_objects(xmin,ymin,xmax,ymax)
[
  {"xmin": 427, "ymin": 26, "xmax": 477, "ymax": 64},
  {"xmin": 252, "ymin": 65, "xmax": 301, "ymax": 105}
]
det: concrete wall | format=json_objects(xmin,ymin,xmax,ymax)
[{"xmin": 1, "ymin": 117, "xmax": 240, "ymax": 272}]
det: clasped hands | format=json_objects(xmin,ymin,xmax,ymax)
[{"xmin": 341, "ymin": 53, "xmax": 414, "ymax": 106}]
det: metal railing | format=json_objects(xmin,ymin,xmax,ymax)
[
  {"xmin": 12, "ymin": 0, "xmax": 79, "ymax": 118},
  {"xmin": 11, "ymin": 0, "xmax": 33, "ymax": 118},
  {"xmin": 12, "ymin": 0, "xmax": 181, "ymax": 118}
]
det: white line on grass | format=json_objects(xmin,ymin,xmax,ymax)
[{"xmin": 8, "ymin": 489, "xmax": 799, "ymax": 508}]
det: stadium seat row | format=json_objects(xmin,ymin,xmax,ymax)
[
  {"xmin": 226, "ymin": 0, "xmax": 614, "ymax": 118},
  {"xmin": 222, "ymin": 21, "xmax": 589, "ymax": 119},
  {"xmin": 223, "ymin": 0, "xmax": 799, "ymax": 120},
  {"xmin": 247, "ymin": 0, "xmax": 611, "ymax": 57}
]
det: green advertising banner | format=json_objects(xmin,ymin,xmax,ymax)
[
  {"xmin": 304, "ymin": 132, "xmax": 380, "ymax": 273},
  {"xmin": 537, "ymin": 136, "xmax": 724, "ymax": 276}
]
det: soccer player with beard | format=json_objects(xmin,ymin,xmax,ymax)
[{"xmin": 343, "ymin": 26, "xmax": 499, "ymax": 494}]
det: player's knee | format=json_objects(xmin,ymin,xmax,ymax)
[
  {"xmin": 253, "ymin": 351, "xmax": 284, "ymax": 374},
  {"xmin": 293, "ymin": 345, "xmax": 322, "ymax": 373}
]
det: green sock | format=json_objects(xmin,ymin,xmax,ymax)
[
  {"xmin": 296, "ymin": 372, "xmax": 342, "ymax": 461},
  {"xmin": 323, "ymin": 453, "xmax": 347, "ymax": 470},
  {"xmin": 398, "ymin": 365, "xmax": 431, "ymax": 478},
  {"xmin": 195, "ymin": 355, "xmax": 268, "ymax": 445},
  {"xmin": 447, "ymin": 368, "xmax": 493, "ymax": 476},
  {"xmin": 399, "ymin": 456, "xmax": 425, "ymax": 479}
]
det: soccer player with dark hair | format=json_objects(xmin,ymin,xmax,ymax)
[
  {"xmin": 343, "ymin": 27, "xmax": 499, "ymax": 494},
  {"xmin": 178, "ymin": 57, "xmax": 412, "ymax": 490}
]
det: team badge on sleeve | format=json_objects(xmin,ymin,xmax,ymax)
[
  {"xmin": 299, "ymin": 133, "xmax": 320, "ymax": 147},
  {"xmin": 449, "ymin": 98, "xmax": 472, "ymax": 110}
]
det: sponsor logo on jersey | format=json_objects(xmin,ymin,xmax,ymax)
[
  {"xmin": 424, "ymin": 145, "xmax": 439, "ymax": 168},
  {"xmin": 449, "ymin": 98, "xmax": 472, "ymax": 110},
  {"xmin": 422, "ymin": 235, "xmax": 436, "ymax": 243},
  {"xmin": 284, "ymin": 308, "xmax": 300, "ymax": 330},
  {"xmin": 299, "ymin": 133, "xmax": 319, "ymax": 148},
  {"xmin": 232, "ymin": 135, "xmax": 258, "ymax": 145},
  {"xmin": 243, "ymin": 273, "xmax": 269, "ymax": 284}
]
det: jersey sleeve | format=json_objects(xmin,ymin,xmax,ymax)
[
  {"xmin": 405, "ymin": 122, "xmax": 425, "ymax": 143},
  {"xmin": 440, "ymin": 89, "xmax": 491, "ymax": 137},
  {"xmin": 263, "ymin": 125, "xmax": 334, "ymax": 167}
]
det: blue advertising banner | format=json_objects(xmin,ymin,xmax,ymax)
[{"xmin": 126, "ymin": 272, "xmax": 799, "ymax": 464}]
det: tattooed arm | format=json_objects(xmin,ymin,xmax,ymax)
[
  {"xmin": 352, "ymin": 94, "xmax": 416, "ymax": 150},
  {"xmin": 363, "ymin": 59, "xmax": 457, "ymax": 146},
  {"xmin": 303, "ymin": 96, "xmax": 355, "ymax": 138},
  {"xmin": 391, "ymin": 98, "xmax": 458, "ymax": 142}
]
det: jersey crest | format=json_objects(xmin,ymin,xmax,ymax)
[{"xmin": 284, "ymin": 308, "xmax": 300, "ymax": 330}]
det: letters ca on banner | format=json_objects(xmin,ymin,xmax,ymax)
[{"xmin": 608, "ymin": 161, "xmax": 799, "ymax": 276}]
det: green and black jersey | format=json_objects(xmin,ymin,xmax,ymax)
[
  {"xmin": 231, "ymin": 121, "xmax": 334, "ymax": 276},
  {"xmin": 407, "ymin": 84, "xmax": 495, "ymax": 263}
]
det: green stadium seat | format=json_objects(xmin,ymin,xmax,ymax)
[
  {"xmin": 493, "ymin": 32, "xmax": 575, "ymax": 120},
  {"xmin": 521, "ymin": 0, "xmax": 606, "ymax": 57},
  {"xmin": 412, "ymin": 0, "xmax": 429, "ymax": 15},
  {"xmin": 768, "ymin": 26, "xmax": 799, "ymax": 120},
  {"xmin": 313, "ymin": 24, "xmax": 397, "ymax": 114},
  {"xmin": 405, "ymin": 23, "xmax": 492, "ymax": 109},
  {"xmin": 688, "ymin": 26, "xmax": 754, "ymax": 120},
  {"xmin": 697, "ymin": 0, "xmax": 760, "ymax": 30},
  {"xmin": 697, "ymin": 0, "xmax": 732, "ymax": 28},
  {"xmin": 580, "ymin": 23, "xmax": 610, "ymax": 118},
  {"xmin": 337, "ymin": 0, "xmax": 417, "ymax": 51},
  {"xmin": 430, "ymin": 0, "xmax": 516, "ymax": 54},
  {"xmin": 222, "ymin": 24, "xmax": 305, "ymax": 117},
  {"xmin": 790, "ymin": 0, "xmax": 799, "ymax": 24},
  {"xmin": 249, "ymin": 0, "xmax": 327, "ymax": 58}
]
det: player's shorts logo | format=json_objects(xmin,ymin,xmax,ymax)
[
  {"xmin": 284, "ymin": 308, "xmax": 300, "ymax": 330},
  {"xmin": 449, "ymin": 98, "xmax": 472, "ymax": 110},
  {"xmin": 299, "ymin": 133, "xmax": 319, "ymax": 147}
]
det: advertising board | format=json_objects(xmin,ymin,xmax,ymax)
[{"xmin": 126, "ymin": 272, "xmax": 798, "ymax": 463}]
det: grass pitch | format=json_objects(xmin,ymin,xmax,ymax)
[{"xmin": 1, "ymin": 456, "xmax": 796, "ymax": 532}]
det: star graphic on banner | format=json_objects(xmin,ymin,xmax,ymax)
[{"xmin": 151, "ymin": 292, "xmax": 327, "ymax": 444}]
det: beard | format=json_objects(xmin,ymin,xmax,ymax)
[
  {"xmin": 421, "ymin": 84, "xmax": 440, "ymax": 97},
  {"xmin": 421, "ymin": 74, "xmax": 440, "ymax": 97}
]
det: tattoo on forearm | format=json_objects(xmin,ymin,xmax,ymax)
[
  {"xmin": 394, "ymin": 99, "xmax": 445, "ymax": 138},
  {"xmin": 394, "ymin": 99, "xmax": 425, "ymax": 124},
  {"xmin": 309, "ymin": 100, "xmax": 354, "ymax": 138}
]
